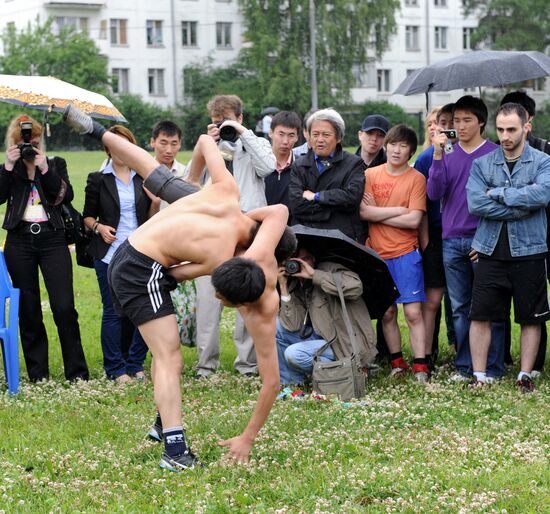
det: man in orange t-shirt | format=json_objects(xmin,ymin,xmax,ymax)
[{"xmin": 360, "ymin": 124, "xmax": 429, "ymax": 382}]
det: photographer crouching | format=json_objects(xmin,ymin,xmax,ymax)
[
  {"xmin": 0, "ymin": 115, "xmax": 88, "ymax": 382},
  {"xmin": 276, "ymin": 247, "xmax": 377, "ymax": 385}
]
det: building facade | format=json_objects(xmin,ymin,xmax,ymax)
[{"xmin": 0, "ymin": 0, "xmax": 547, "ymax": 113}]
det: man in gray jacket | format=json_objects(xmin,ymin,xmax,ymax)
[
  {"xmin": 276, "ymin": 248, "xmax": 376, "ymax": 384},
  {"xmin": 196, "ymin": 95, "xmax": 276, "ymax": 378}
]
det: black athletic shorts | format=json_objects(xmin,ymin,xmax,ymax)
[
  {"xmin": 107, "ymin": 240, "xmax": 178, "ymax": 327},
  {"xmin": 143, "ymin": 164, "xmax": 199, "ymax": 204},
  {"xmin": 470, "ymin": 257, "xmax": 550, "ymax": 324},
  {"xmin": 422, "ymin": 228, "xmax": 446, "ymax": 289}
]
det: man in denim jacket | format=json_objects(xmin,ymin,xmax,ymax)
[{"xmin": 466, "ymin": 103, "xmax": 550, "ymax": 392}]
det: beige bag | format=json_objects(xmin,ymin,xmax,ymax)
[{"xmin": 311, "ymin": 272, "xmax": 366, "ymax": 401}]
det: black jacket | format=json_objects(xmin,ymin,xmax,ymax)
[
  {"xmin": 355, "ymin": 146, "xmax": 387, "ymax": 169},
  {"xmin": 82, "ymin": 171, "xmax": 151, "ymax": 260},
  {"xmin": 0, "ymin": 156, "xmax": 72, "ymax": 230},
  {"xmin": 288, "ymin": 145, "xmax": 366, "ymax": 242}
]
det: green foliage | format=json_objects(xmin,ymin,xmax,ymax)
[
  {"xmin": 237, "ymin": 0, "xmax": 400, "ymax": 110},
  {"xmin": 463, "ymin": 0, "xmax": 550, "ymax": 51},
  {"xmin": 113, "ymin": 94, "xmax": 174, "ymax": 147},
  {"xmin": 532, "ymin": 100, "xmax": 550, "ymax": 139},
  {"xmin": 0, "ymin": 17, "xmax": 109, "ymax": 92},
  {"xmin": 339, "ymin": 101, "xmax": 422, "ymax": 147}
]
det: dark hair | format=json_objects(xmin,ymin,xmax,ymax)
[
  {"xmin": 500, "ymin": 90, "xmax": 536, "ymax": 117},
  {"xmin": 496, "ymin": 102, "xmax": 529, "ymax": 125},
  {"xmin": 270, "ymin": 111, "xmax": 302, "ymax": 133},
  {"xmin": 275, "ymin": 226, "xmax": 298, "ymax": 264},
  {"xmin": 211, "ymin": 257, "xmax": 266, "ymax": 304},
  {"xmin": 384, "ymin": 124, "xmax": 418, "ymax": 157},
  {"xmin": 151, "ymin": 120, "xmax": 182, "ymax": 140},
  {"xmin": 437, "ymin": 103, "xmax": 454, "ymax": 122},
  {"xmin": 453, "ymin": 95, "xmax": 488, "ymax": 133}
]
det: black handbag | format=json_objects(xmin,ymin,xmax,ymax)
[{"xmin": 60, "ymin": 203, "xmax": 94, "ymax": 268}]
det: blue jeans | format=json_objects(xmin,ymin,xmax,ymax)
[
  {"xmin": 442, "ymin": 238, "xmax": 504, "ymax": 378},
  {"xmin": 276, "ymin": 319, "xmax": 334, "ymax": 385},
  {"xmin": 95, "ymin": 259, "xmax": 148, "ymax": 378}
]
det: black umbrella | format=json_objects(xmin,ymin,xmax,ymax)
[
  {"xmin": 292, "ymin": 225, "xmax": 398, "ymax": 319},
  {"xmin": 394, "ymin": 50, "xmax": 550, "ymax": 96},
  {"xmin": 260, "ymin": 106, "xmax": 279, "ymax": 116}
]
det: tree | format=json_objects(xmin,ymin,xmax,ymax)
[
  {"xmin": 0, "ymin": 17, "xmax": 109, "ymax": 92},
  {"xmin": 463, "ymin": 0, "xmax": 550, "ymax": 51},
  {"xmin": 236, "ymin": 0, "xmax": 400, "ymax": 112}
]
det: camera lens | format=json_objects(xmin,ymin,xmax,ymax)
[
  {"xmin": 20, "ymin": 143, "xmax": 37, "ymax": 160},
  {"xmin": 284, "ymin": 260, "xmax": 301, "ymax": 274},
  {"xmin": 219, "ymin": 125, "xmax": 238, "ymax": 143}
]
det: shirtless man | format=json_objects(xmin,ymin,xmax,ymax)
[{"xmin": 63, "ymin": 105, "xmax": 295, "ymax": 470}]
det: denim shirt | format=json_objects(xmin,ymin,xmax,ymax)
[{"xmin": 466, "ymin": 143, "xmax": 550, "ymax": 257}]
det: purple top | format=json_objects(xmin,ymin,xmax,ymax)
[{"xmin": 427, "ymin": 140, "xmax": 498, "ymax": 239}]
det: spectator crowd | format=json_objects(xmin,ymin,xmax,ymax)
[{"xmin": 2, "ymin": 90, "xmax": 549, "ymax": 396}]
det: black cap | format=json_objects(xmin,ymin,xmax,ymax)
[{"xmin": 361, "ymin": 114, "xmax": 390, "ymax": 134}]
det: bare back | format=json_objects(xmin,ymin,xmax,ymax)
[{"xmin": 130, "ymin": 179, "xmax": 247, "ymax": 270}]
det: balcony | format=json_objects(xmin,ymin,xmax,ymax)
[{"xmin": 44, "ymin": 1, "xmax": 104, "ymax": 9}]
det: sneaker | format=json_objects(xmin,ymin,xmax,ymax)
[
  {"xmin": 469, "ymin": 379, "xmax": 488, "ymax": 389},
  {"xmin": 412, "ymin": 363, "xmax": 430, "ymax": 383},
  {"xmin": 516, "ymin": 375, "xmax": 535, "ymax": 393},
  {"xmin": 148, "ymin": 421, "xmax": 163, "ymax": 442},
  {"xmin": 448, "ymin": 372, "xmax": 471, "ymax": 383},
  {"xmin": 530, "ymin": 370, "xmax": 542, "ymax": 379},
  {"xmin": 63, "ymin": 104, "xmax": 94, "ymax": 134},
  {"xmin": 389, "ymin": 357, "xmax": 410, "ymax": 378},
  {"xmin": 159, "ymin": 449, "xmax": 200, "ymax": 471}
]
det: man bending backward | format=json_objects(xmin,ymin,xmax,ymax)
[{"xmin": 63, "ymin": 104, "xmax": 293, "ymax": 470}]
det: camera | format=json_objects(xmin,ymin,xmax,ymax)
[
  {"xmin": 284, "ymin": 259, "xmax": 302, "ymax": 275},
  {"xmin": 216, "ymin": 121, "xmax": 238, "ymax": 143},
  {"xmin": 442, "ymin": 129, "xmax": 456, "ymax": 155},
  {"xmin": 18, "ymin": 121, "xmax": 37, "ymax": 160}
]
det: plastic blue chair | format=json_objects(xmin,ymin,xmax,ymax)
[{"xmin": 0, "ymin": 249, "xmax": 20, "ymax": 394}]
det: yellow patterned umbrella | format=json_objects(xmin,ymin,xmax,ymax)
[{"xmin": 0, "ymin": 74, "xmax": 126, "ymax": 122}]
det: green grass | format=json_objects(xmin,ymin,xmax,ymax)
[{"xmin": 0, "ymin": 152, "xmax": 549, "ymax": 513}]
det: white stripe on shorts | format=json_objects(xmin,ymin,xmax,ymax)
[{"xmin": 147, "ymin": 262, "xmax": 163, "ymax": 313}]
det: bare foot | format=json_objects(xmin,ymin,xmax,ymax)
[{"xmin": 115, "ymin": 374, "xmax": 133, "ymax": 384}]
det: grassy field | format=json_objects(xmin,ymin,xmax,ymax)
[{"xmin": 0, "ymin": 151, "xmax": 549, "ymax": 513}]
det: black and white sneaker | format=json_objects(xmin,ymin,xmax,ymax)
[
  {"xmin": 63, "ymin": 104, "xmax": 94, "ymax": 134},
  {"xmin": 147, "ymin": 421, "xmax": 163, "ymax": 442},
  {"xmin": 159, "ymin": 450, "xmax": 200, "ymax": 471}
]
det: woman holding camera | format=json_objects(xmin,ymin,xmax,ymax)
[
  {"xmin": 83, "ymin": 125, "xmax": 159, "ymax": 382},
  {"xmin": 0, "ymin": 114, "xmax": 89, "ymax": 382}
]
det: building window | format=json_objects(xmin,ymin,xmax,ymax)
[
  {"xmin": 405, "ymin": 25, "xmax": 420, "ymax": 50},
  {"xmin": 406, "ymin": 68, "xmax": 418, "ymax": 77},
  {"xmin": 111, "ymin": 68, "xmax": 129, "ymax": 94},
  {"xmin": 146, "ymin": 20, "xmax": 163, "ymax": 47},
  {"xmin": 377, "ymin": 69, "xmax": 391, "ymax": 92},
  {"xmin": 216, "ymin": 22, "xmax": 232, "ymax": 48},
  {"xmin": 463, "ymin": 27, "xmax": 475, "ymax": 50},
  {"xmin": 110, "ymin": 18, "xmax": 128, "ymax": 45},
  {"xmin": 434, "ymin": 26, "xmax": 448, "ymax": 50},
  {"xmin": 434, "ymin": 0, "xmax": 447, "ymax": 6},
  {"xmin": 352, "ymin": 62, "xmax": 376, "ymax": 88},
  {"xmin": 404, "ymin": 0, "xmax": 418, "ymax": 5},
  {"xmin": 55, "ymin": 16, "xmax": 88, "ymax": 34},
  {"xmin": 148, "ymin": 68, "xmax": 165, "ymax": 95},
  {"xmin": 181, "ymin": 21, "xmax": 197, "ymax": 47}
]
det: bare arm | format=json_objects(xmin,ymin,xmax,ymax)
[
  {"xmin": 186, "ymin": 134, "xmax": 233, "ymax": 187},
  {"xmin": 360, "ymin": 204, "xmax": 409, "ymax": 222},
  {"xmin": 382, "ymin": 209, "xmax": 424, "ymax": 229},
  {"xmin": 418, "ymin": 214, "xmax": 429, "ymax": 251},
  {"xmin": 168, "ymin": 262, "xmax": 211, "ymax": 282},
  {"xmin": 244, "ymin": 204, "xmax": 289, "ymax": 261},
  {"xmin": 218, "ymin": 292, "xmax": 280, "ymax": 462}
]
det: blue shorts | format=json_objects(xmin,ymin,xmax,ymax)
[{"xmin": 385, "ymin": 249, "xmax": 426, "ymax": 304}]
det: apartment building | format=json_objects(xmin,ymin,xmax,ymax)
[{"xmin": 0, "ymin": 0, "xmax": 546, "ymax": 113}]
